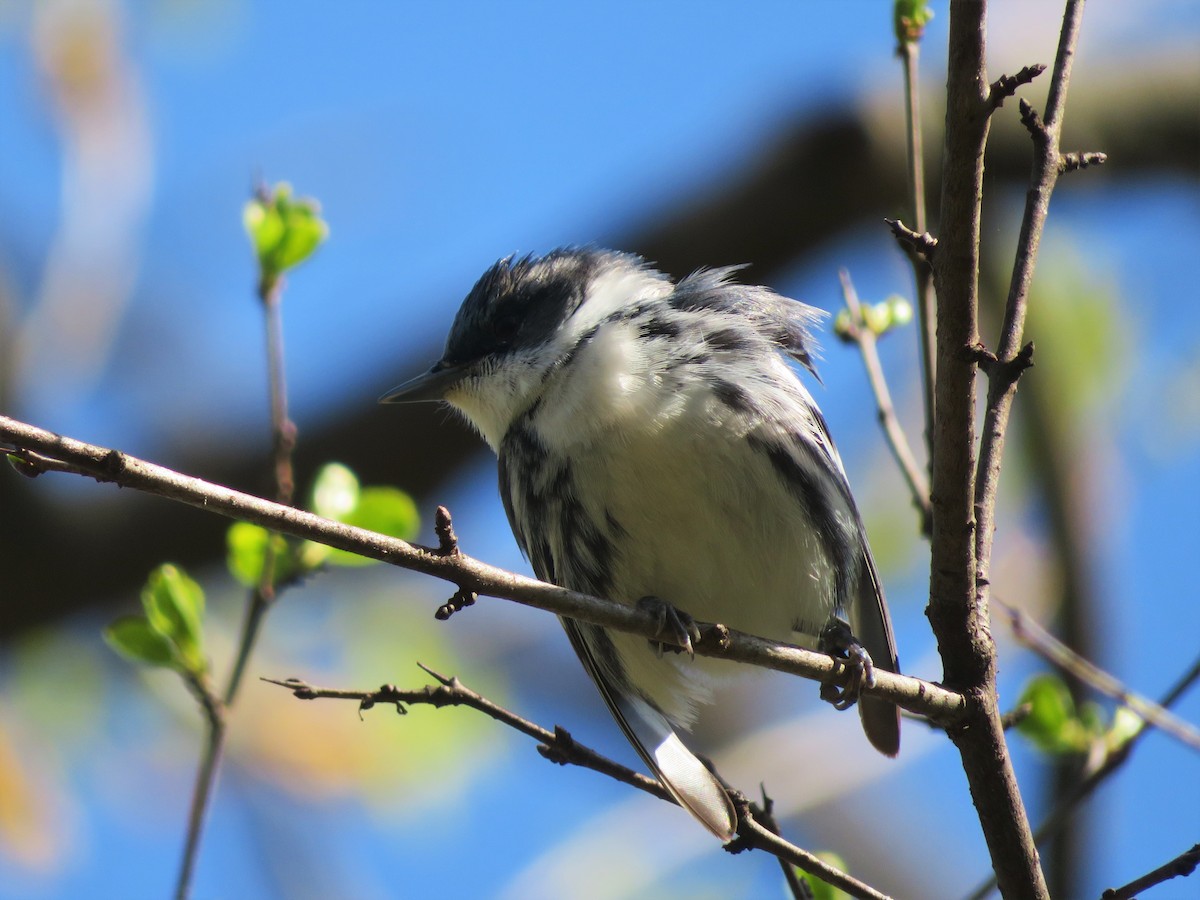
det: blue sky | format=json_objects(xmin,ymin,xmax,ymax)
[{"xmin": 1, "ymin": 2, "xmax": 1198, "ymax": 898}]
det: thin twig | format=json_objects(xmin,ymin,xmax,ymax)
[
  {"xmin": 884, "ymin": 217, "xmax": 938, "ymax": 260},
  {"xmin": 174, "ymin": 672, "xmax": 225, "ymax": 900},
  {"xmin": 987, "ymin": 64, "xmax": 1047, "ymax": 111},
  {"xmin": 896, "ymin": 22, "xmax": 938, "ymax": 470},
  {"xmin": 174, "ymin": 247, "xmax": 302, "ymax": 899},
  {"xmin": 927, "ymin": 2, "xmax": 1050, "ymax": 896},
  {"xmin": 837, "ymin": 269, "xmax": 931, "ymax": 531},
  {"xmin": 1101, "ymin": 843, "xmax": 1200, "ymax": 900},
  {"xmin": 0, "ymin": 414, "xmax": 967, "ymax": 724},
  {"xmin": 751, "ymin": 787, "xmax": 813, "ymax": 900},
  {"xmin": 996, "ymin": 598, "xmax": 1200, "ymax": 752},
  {"xmin": 265, "ymin": 671, "xmax": 891, "ymax": 900},
  {"xmin": 728, "ymin": 795, "xmax": 892, "ymax": 900},
  {"xmin": 264, "ymin": 669, "xmax": 672, "ymax": 800},
  {"xmin": 974, "ymin": 0, "xmax": 1091, "ymax": 606}
]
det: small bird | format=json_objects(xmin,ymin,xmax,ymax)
[{"xmin": 382, "ymin": 248, "xmax": 900, "ymax": 840}]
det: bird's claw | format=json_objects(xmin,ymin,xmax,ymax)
[
  {"xmin": 638, "ymin": 595, "xmax": 700, "ymax": 659},
  {"xmin": 818, "ymin": 617, "xmax": 876, "ymax": 711}
]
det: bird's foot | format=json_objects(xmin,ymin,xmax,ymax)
[
  {"xmin": 637, "ymin": 595, "xmax": 700, "ymax": 659},
  {"xmin": 818, "ymin": 617, "xmax": 876, "ymax": 711}
]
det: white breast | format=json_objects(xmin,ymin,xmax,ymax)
[{"xmin": 530, "ymin": 323, "xmax": 839, "ymax": 726}]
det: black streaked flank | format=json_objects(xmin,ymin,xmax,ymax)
[
  {"xmin": 747, "ymin": 433, "xmax": 854, "ymax": 612},
  {"xmin": 705, "ymin": 327, "xmax": 751, "ymax": 354},
  {"xmin": 639, "ymin": 315, "xmax": 683, "ymax": 340},
  {"xmin": 709, "ymin": 377, "xmax": 754, "ymax": 414}
]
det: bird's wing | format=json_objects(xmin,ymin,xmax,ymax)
[
  {"xmin": 851, "ymin": 545, "xmax": 902, "ymax": 756},
  {"xmin": 561, "ymin": 618, "xmax": 737, "ymax": 841}
]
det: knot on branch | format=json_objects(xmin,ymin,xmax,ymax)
[
  {"xmin": 884, "ymin": 217, "xmax": 938, "ymax": 261},
  {"xmin": 273, "ymin": 676, "xmax": 319, "ymax": 700},
  {"xmin": 1019, "ymin": 99, "xmax": 1047, "ymax": 141},
  {"xmin": 985, "ymin": 342, "xmax": 1036, "ymax": 397},
  {"xmin": 434, "ymin": 505, "xmax": 461, "ymax": 556},
  {"xmin": 988, "ymin": 64, "xmax": 1046, "ymax": 111},
  {"xmin": 360, "ymin": 684, "xmax": 408, "ymax": 717},
  {"xmin": 1058, "ymin": 151, "xmax": 1108, "ymax": 175},
  {"xmin": 537, "ymin": 725, "xmax": 578, "ymax": 766},
  {"xmin": 435, "ymin": 587, "xmax": 477, "ymax": 620},
  {"xmin": 966, "ymin": 341, "xmax": 997, "ymax": 368}
]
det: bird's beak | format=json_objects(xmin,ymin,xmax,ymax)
[{"xmin": 378, "ymin": 361, "xmax": 468, "ymax": 404}]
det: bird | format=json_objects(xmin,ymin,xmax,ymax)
[{"xmin": 381, "ymin": 248, "xmax": 900, "ymax": 841}]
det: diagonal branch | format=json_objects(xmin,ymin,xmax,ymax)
[
  {"xmin": 1101, "ymin": 843, "xmax": 1200, "ymax": 900},
  {"xmin": 266, "ymin": 671, "xmax": 892, "ymax": 900},
  {"xmin": 964, "ymin": 652, "xmax": 1200, "ymax": 900},
  {"xmin": 996, "ymin": 599, "xmax": 1200, "ymax": 752},
  {"xmin": 836, "ymin": 270, "xmax": 931, "ymax": 532},
  {"xmin": 974, "ymin": 0, "xmax": 1092, "ymax": 597},
  {"xmin": 0, "ymin": 414, "xmax": 966, "ymax": 724}
]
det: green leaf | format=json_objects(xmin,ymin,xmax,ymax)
[
  {"xmin": 344, "ymin": 487, "xmax": 419, "ymax": 539},
  {"xmin": 243, "ymin": 196, "xmax": 285, "ymax": 260},
  {"xmin": 227, "ymin": 522, "xmax": 271, "ymax": 586},
  {"xmin": 832, "ymin": 308, "xmax": 856, "ymax": 342},
  {"xmin": 1107, "ymin": 706, "xmax": 1143, "ymax": 752},
  {"xmin": 141, "ymin": 564, "xmax": 205, "ymax": 672},
  {"xmin": 226, "ymin": 521, "xmax": 297, "ymax": 586},
  {"xmin": 1018, "ymin": 673, "xmax": 1092, "ymax": 754},
  {"xmin": 243, "ymin": 181, "xmax": 328, "ymax": 290},
  {"xmin": 894, "ymin": 0, "xmax": 934, "ymax": 45},
  {"xmin": 325, "ymin": 487, "xmax": 420, "ymax": 567},
  {"xmin": 311, "ymin": 462, "xmax": 360, "ymax": 520},
  {"xmin": 883, "ymin": 294, "xmax": 913, "ymax": 327},
  {"xmin": 104, "ymin": 616, "xmax": 180, "ymax": 668}
]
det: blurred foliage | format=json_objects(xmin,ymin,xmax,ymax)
[
  {"xmin": 243, "ymin": 181, "xmax": 329, "ymax": 298},
  {"xmin": 227, "ymin": 462, "xmax": 421, "ymax": 583},
  {"xmin": 1016, "ymin": 673, "xmax": 1141, "ymax": 761},
  {"xmin": 105, "ymin": 564, "xmax": 208, "ymax": 676},
  {"xmin": 833, "ymin": 294, "xmax": 914, "ymax": 343},
  {"xmin": 894, "ymin": 0, "xmax": 934, "ymax": 45}
]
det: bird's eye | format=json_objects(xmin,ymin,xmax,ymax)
[{"xmin": 493, "ymin": 311, "xmax": 521, "ymax": 345}]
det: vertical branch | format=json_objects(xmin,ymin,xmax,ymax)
[
  {"xmin": 928, "ymin": 0, "xmax": 986, "ymax": 686},
  {"xmin": 896, "ymin": 8, "xmax": 938, "ymax": 464},
  {"xmin": 929, "ymin": 2, "xmax": 1048, "ymax": 897},
  {"xmin": 838, "ymin": 270, "xmax": 932, "ymax": 529},
  {"xmin": 174, "ymin": 673, "xmax": 226, "ymax": 900},
  {"xmin": 224, "ymin": 276, "xmax": 295, "ymax": 703},
  {"xmin": 263, "ymin": 277, "xmax": 297, "ymax": 506},
  {"xmin": 974, "ymin": 0, "xmax": 1087, "ymax": 595},
  {"xmin": 970, "ymin": 6, "xmax": 1093, "ymax": 891},
  {"xmin": 175, "ymin": 181, "xmax": 316, "ymax": 896}
]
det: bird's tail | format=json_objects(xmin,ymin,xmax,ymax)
[{"xmin": 562, "ymin": 618, "xmax": 737, "ymax": 840}]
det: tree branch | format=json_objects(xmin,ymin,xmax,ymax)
[
  {"xmin": 0, "ymin": 414, "xmax": 966, "ymax": 724},
  {"xmin": 928, "ymin": 1, "xmax": 1048, "ymax": 896},
  {"xmin": 1101, "ymin": 843, "xmax": 1200, "ymax": 900},
  {"xmin": 964, "ymin": 652, "xmax": 1200, "ymax": 900},
  {"xmin": 975, "ymin": 0, "xmax": 1090, "ymax": 599},
  {"xmin": 996, "ymin": 598, "xmax": 1200, "ymax": 753},
  {"xmin": 836, "ymin": 269, "xmax": 931, "ymax": 532},
  {"xmin": 265, "ymin": 670, "xmax": 892, "ymax": 900},
  {"xmin": 895, "ymin": 17, "xmax": 938, "ymax": 465}
]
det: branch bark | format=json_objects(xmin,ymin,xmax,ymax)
[
  {"xmin": 927, "ymin": 2, "xmax": 1048, "ymax": 896},
  {"xmin": 266, "ymin": 671, "xmax": 891, "ymax": 900},
  {"xmin": 0, "ymin": 414, "xmax": 966, "ymax": 724}
]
